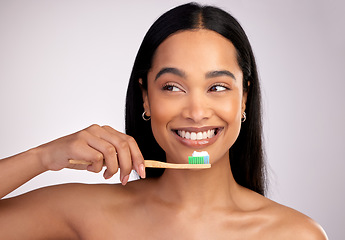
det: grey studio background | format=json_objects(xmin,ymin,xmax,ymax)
[{"xmin": 0, "ymin": 0, "xmax": 344, "ymax": 239}]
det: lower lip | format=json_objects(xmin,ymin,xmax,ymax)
[{"xmin": 172, "ymin": 129, "xmax": 222, "ymax": 148}]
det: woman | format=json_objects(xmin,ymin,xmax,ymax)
[{"xmin": 0, "ymin": 3, "xmax": 327, "ymax": 239}]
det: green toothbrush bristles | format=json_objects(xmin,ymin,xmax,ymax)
[{"xmin": 188, "ymin": 156, "xmax": 209, "ymax": 164}]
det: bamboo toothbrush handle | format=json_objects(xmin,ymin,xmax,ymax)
[
  {"xmin": 69, "ymin": 159, "xmax": 92, "ymax": 165},
  {"xmin": 144, "ymin": 160, "xmax": 210, "ymax": 169},
  {"xmin": 68, "ymin": 159, "xmax": 211, "ymax": 169}
]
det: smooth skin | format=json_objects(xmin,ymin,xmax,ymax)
[{"xmin": 0, "ymin": 30, "xmax": 327, "ymax": 239}]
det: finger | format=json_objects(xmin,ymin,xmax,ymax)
[
  {"xmin": 86, "ymin": 125, "xmax": 132, "ymax": 180},
  {"xmin": 102, "ymin": 126, "xmax": 146, "ymax": 179},
  {"xmin": 67, "ymin": 142, "xmax": 104, "ymax": 172},
  {"xmin": 87, "ymin": 125, "xmax": 144, "ymax": 183},
  {"xmin": 126, "ymin": 136, "xmax": 146, "ymax": 179},
  {"xmin": 103, "ymin": 152, "xmax": 118, "ymax": 179},
  {"xmin": 85, "ymin": 133, "xmax": 119, "ymax": 178},
  {"xmin": 116, "ymin": 140, "xmax": 133, "ymax": 185},
  {"xmin": 96, "ymin": 126, "xmax": 133, "ymax": 176},
  {"xmin": 87, "ymin": 125, "xmax": 132, "ymax": 183}
]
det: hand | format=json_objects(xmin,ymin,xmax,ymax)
[{"xmin": 37, "ymin": 124, "xmax": 146, "ymax": 185}]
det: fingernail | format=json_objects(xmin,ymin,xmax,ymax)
[
  {"xmin": 121, "ymin": 175, "xmax": 130, "ymax": 185},
  {"xmin": 139, "ymin": 163, "xmax": 146, "ymax": 179},
  {"xmin": 104, "ymin": 172, "xmax": 111, "ymax": 180}
]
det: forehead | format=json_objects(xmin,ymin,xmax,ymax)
[{"xmin": 150, "ymin": 29, "xmax": 241, "ymax": 73}]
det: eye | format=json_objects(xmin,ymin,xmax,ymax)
[
  {"xmin": 162, "ymin": 83, "xmax": 183, "ymax": 92},
  {"xmin": 208, "ymin": 84, "xmax": 230, "ymax": 92}
]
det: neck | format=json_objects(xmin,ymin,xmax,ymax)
[{"xmin": 154, "ymin": 154, "xmax": 240, "ymax": 210}]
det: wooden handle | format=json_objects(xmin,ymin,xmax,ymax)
[
  {"xmin": 69, "ymin": 159, "xmax": 211, "ymax": 169},
  {"xmin": 69, "ymin": 159, "xmax": 92, "ymax": 165},
  {"xmin": 144, "ymin": 160, "xmax": 210, "ymax": 169}
]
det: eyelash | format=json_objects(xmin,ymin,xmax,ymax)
[
  {"xmin": 208, "ymin": 83, "xmax": 230, "ymax": 92},
  {"xmin": 161, "ymin": 83, "xmax": 230, "ymax": 92},
  {"xmin": 162, "ymin": 83, "xmax": 183, "ymax": 92}
]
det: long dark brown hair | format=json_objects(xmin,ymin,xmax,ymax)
[{"xmin": 125, "ymin": 3, "xmax": 266, "ymax": 195}]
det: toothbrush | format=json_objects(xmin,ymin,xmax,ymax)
[
  {"xmin": 145, "ymin": 151, "xmax": 210, "ymax": 169},
  {"xmin": 69, "ymin": 151, "xmax": 211, "ymax": 169}
]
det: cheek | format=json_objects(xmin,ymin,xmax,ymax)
[
  {"xmin": 147, "ymin": 93, "xmax": 178, "ymax": 149},
  {"xmin": 213, "ymin": 93, "xmax": 242, "ymax": 121},
  {"xmin": 149, "ymin": 94, "xmax": 178, "ymax": 123},
  {"xmin": 213, "ymin": 95, "xmax": 243, "ymax": 143}
]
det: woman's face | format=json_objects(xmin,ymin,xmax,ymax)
[{"xmin": 142, "ymin": 29, "xmax": 246, "ymax": 164}]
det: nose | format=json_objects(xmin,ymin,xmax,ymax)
[{"xmin": 181, "ymin": 92, "xmax": 212, "ymax": 122}]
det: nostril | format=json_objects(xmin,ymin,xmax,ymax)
[
  {"xmin": 183, "ymin": 107, "xmax": 211, "ymax": 122},
  {"xmin": 180, "ymin": 96, "xmax": 211, "ymax": 120}
]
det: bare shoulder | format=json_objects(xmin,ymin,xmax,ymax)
[
  {"xmin": 1, "ymin": 182, "xmax": 126, "ymax": 217},
  {"xmin": 42, "ymin": 179, "xmax": 150, "ymax": 219},
  {"xmin": 28, "ymin": 180, "xmax": 144, "ymax": 211},
  {"xmin": 259, "ymin": 196, "xmax": 328, "ymax": 239},
  {"xmin": 0, "ymin": 181, "xmax": 144, "ymax": 239},
  {"xmin": 0, "ymin": 183, "xmax": 111, "ymax": 239},
  {"xmin": 236, "ymin": 187, "xmax": 327, "ymax": 239}
]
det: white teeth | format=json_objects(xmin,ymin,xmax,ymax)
[
  {"xmin": 191, "ymin": 132, "xmax": 197, "ymax": 140},
  {"xmin": 185, "ymin": 131, "xmax": 191, "ymax": 140},
  {"xmin": 209, "ymin": 129, "xmax": 215, "ymax": 138},
  {"xmin": 176, "ymin": 129, "xmax": 217, "ymax": 140},
  {"xmin": 196, "ymin": 132, "xmax": 203, "ymax": 140}
]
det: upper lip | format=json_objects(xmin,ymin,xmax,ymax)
[{"xmin": 171, "ymin": 126, "xmax": 222, "ymax": 132}]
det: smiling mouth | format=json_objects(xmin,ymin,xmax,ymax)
[{"xmin": 173, "ymin": 128, "xmax": 223, "ymax": 141}]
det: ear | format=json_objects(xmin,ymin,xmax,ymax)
[
  {"xmin": 241, "ymin": 81, "xmax": 250, "ymax": 114},
  {"xmin": 139, "ymin": 78, "xmax": 151, "ymax": 116}
]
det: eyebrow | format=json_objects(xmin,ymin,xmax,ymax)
[
  {"xmin": 155, "ymin": 67, "xmax": 186, "ymax": 81},
  {"xmin": 154, "ymin": 67, "xmax": 236, "ymax": 81},
  {"xmin": 206, "ymin": 70, "xmax": 236, "ymax": 80}
]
